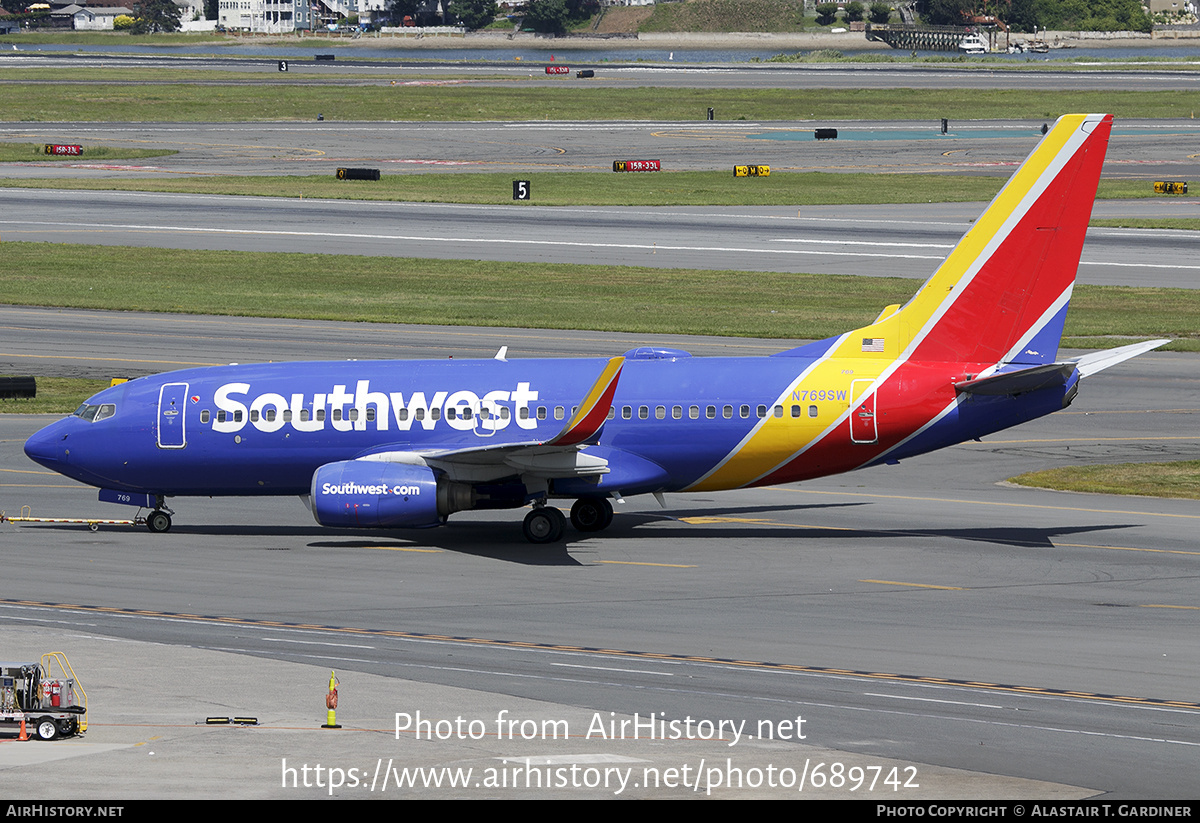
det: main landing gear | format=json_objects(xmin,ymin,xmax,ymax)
[
  {"xmin": 522, "ymin": 496, "xmax": 614, "ymax": 544},
  {"xmin": 523, "ymin": 506, "xmax": 565, "ymax": 544},
  {"xmin": 570, "ymin": 496, "xmax": 613, "ymax": 532}
]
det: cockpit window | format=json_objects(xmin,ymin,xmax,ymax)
[{"xmin": 72, "ymin": 403, "xmax": 116, "ymax": 422}]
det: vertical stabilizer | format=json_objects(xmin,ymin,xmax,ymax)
[{"xmin": 892, "ymin": 113, "xmax": 1112, "ymax": 367}]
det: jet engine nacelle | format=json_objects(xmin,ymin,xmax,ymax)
[{"xmin": 310, "ymin": 460, "xmax": 473, "ymax": 529}]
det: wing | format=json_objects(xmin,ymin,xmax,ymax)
[{"xmin": 356, "ymin": 356, "xmax": 625, "ymax": 484}]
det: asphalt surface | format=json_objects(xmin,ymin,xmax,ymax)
[
  {"xmin": 1, "ymin": 188, "xmax": 1197, "ymax": 286},
  {"xmin": 2, "ymin": 315, "xmax": 1199, "ymax": 798},
  {"xmin": 1, "ymin": 62, "xmax": 1198, "ymax": 800}
]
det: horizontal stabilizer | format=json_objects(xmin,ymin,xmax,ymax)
[
  {"xmin": 955, "ymin": 339, "xmax": 1170, "ymax": 398},
  {"xmin": 955, "ymin": 363, "xmax": 1076, "ymax": 396},
  {"xmin": 1067, "ymin": 339, "xmax": 1170, "ymax": 379}
]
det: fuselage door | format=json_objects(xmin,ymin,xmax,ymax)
[
  {"xmin": 850, "ymin": 379, "xmax": 878, "ymax": 444},
  {"xmin": 157, "ymin": 382, "xmax": 189, "ymax": 449}
]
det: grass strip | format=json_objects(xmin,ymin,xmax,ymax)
[
  {"xmin": 0, "ymin": 241, "xmax": 1194, "ymax": 349},
  {"xmin": 0, "ymin": 376, "xmax": 109, "ymax": 414},
  {"xmin": 0, "ymin": 172, "xmax": 1171, "ymax": 207},
  {"xmin": 1010, "ymin": 461, "xmax": 1200, "ymax": 500},
  {"xmin": 0, "ymin": 170, "xmax": 1011, "ymax": 206},
  {"xmin": 0, "ymin": 143, "xmax": 177, "ymax": 162},
  {"xmin": 4, "ymin": 85, "xmax": 1200, "ymax": 122}
]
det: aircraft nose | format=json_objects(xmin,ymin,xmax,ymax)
[{"xmin": 24, "ymin": 423, "xmax": 64, "ymax": 469}]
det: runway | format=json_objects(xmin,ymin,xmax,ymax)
[{"xmin": 1, "ymin": 187, "xmax": 1198, "ymax": 287}]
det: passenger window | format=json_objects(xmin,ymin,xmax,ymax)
[
  {"xmin": 638, "ymin": 406, "xmax": 649, "ymax": 420},
  {"xmin": 655, "ymin": 406, "xmax": 665, "ymax": 420},
  {"xmin": 217, "ymin": 410, "xmax": 227, "ymax": 423},
  {"xmin": 723, "ymin": 405, "xmax": 733, "ymax": 419},
  {"xmin": 774, "ymin": 405, "xmax": 783, "ymax": 418},
  {"xmin": 200, "ymin": 410, "xmax": 211, "ymax": 424},
  {"xmin": 250, "ymin": 410, "xmax": 260, "ymax": 423},
  {"xmin": 537, "ymin": 407, "xmax": 547, "ymax": 420},
  {"xmin": 706, "ymin": 405, "xmax": 716, "ymax": 419},
  {"xmin": 431, "ymin": 408, "xmax": 441, "ymax": 421},
  {"xmin": 740, "ymin": 405, "xmax": 750, "ymax": 419},
  {"xmin": 756, "ymin": 405, "xmax": 766, "ymax": 419},
  {"xmin": 447, "ymin": 408, "xmax": 457, "ymax": 420},
  {"xmin": 689, "ymin": 405, "xmax": 699, "ymax": 419},
  {"xmin": 316, "ymin": 409, "xmax": 325, "ymax": 422},
  {"xmin": 607, "ymin": 408, "xmax": 616, "ymax": 420},
  {"xmin": 519, "ymin": 407, "xmax": 529, "ymax": 420},
  {"xmin": 554, "ymin": 406, "xmax": 564, "ymax": 420},
  {"xmin": 672, "ymin": 405, "xmax": 682, "ymax": 419},
  {"xmin": 809, "ymin": 405, "xmax": 818, "ymax": 418},
  {"xmin": 622, "ymin": 406, "xmax": 632, "ymax": 419}
]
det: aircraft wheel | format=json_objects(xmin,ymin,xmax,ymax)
[
  {"xmin": 36, "ymin": 718, "xmax": 58, "ymax": 741},
  {"xmin": 146, "ymin": 511, "xmax": 172, "ymax": 534},
  {"xmin": 571, "ymin": 497, "xmax": 613, "ymax": 532},
  {"xmin": 523, "ymin": 508, "xmax": 565, "ymax": 544}
]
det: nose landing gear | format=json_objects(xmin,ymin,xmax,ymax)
[
  {"xmin": 145, "ymin": 510, "xmax": 172, "ymax": 533},
  {"xmin": 145, "ymin": 496, "xmax": 173, "ymax": 533}
]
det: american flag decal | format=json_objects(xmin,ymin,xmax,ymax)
[{"xmin": 861, "ymin": 338, "xmax": 885, "ymax": 353}]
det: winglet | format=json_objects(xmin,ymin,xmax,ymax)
[{"xmin": 546, "ymin": 356, "xmax": 625, "ymax": 447}]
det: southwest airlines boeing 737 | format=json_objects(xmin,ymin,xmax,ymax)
[{"xmin": 23, "ymin": 114, "xmax": 1167, "ymax": 543}]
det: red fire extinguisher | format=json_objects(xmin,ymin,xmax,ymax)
[{"xmin": 50, "ymin": 681, "xmax": 61, "ymax": 708}]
